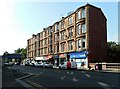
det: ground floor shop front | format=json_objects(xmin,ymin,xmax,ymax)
[{"xmin": 30, "ymin": 50, "xmax": 89, "ymax": 69}]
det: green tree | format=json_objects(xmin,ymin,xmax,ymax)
[
  {"xmin": 2, "ymin": 51, "xmax": 9, "ymax": 62},
  {"xmin": 14, "ymin": 48, "xmax": 27, "ymax": 60},
  {"xmin": 107, "ymin": 41, "xmax": 120, "ymax": 62}
]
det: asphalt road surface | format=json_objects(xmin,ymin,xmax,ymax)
[{"xmin": 7, "ymin": 65, "xmax": 120, "ymax": 89}]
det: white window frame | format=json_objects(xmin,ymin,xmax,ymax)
[
  {"xmin": 68, "ymin": 16, "xmax": 73, "ymax": 25},
  {"xmin": 82, "ymin": 24, "xmax": 86, "ymax": 33}
]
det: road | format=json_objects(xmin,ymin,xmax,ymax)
[{"xmin": 7, "ymin": 65, "xmax": 120, "ymax": 89}]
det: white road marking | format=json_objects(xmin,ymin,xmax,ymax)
[
  {"xmin": 67, "ymin": 71, "xmax": 69, "ymax": 74},
  {"xmin": 70, "ymin": 72, "xmax": 74, "ymax": 75},
  {"xmin": 85, "ymin": 74, "xmax": 90, "ymax": 78},
  {"xmin": 82, "ymin": 71, "xmax": 85, "ymax": 73},
  {"xmin": 61, "ymin": 76, "xmax": 66, "ymax": 80},
  {"xmin": 72, "ymin": 76, "xmax": 78, "ymax": 82},
  {"xmin": 98, "ymin": 81, "xmax": 110, "ymax": 89}
]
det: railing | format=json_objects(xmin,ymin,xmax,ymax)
[{"xmin": 106, "ymin": 63, "xmax": 120, "ymax": 69}]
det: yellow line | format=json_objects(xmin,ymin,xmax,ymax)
[{"xmin": 25, "ymin": 80, "xmax": 46, "ymax": 89}]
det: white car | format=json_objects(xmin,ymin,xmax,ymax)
[
  {"xmin": 59, "ymin": 61, "xmax": 77, "ymax": 70},
  {"xmin": 59, "ymin": 62, "xmax": 67, "ymax": 69},
  {"xmin": 5, "ymin": 62, "xmax": 14, "ymax": 66},
  {"xmin": 44, "ymin": 62, "xmax": 53, "ymax": 68},
  {"xmin": 35, "ymin": 62, "xmax": 44, "ymax": 67}
]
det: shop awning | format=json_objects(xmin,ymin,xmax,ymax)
[
  {"xmin": 59, "ymin": 54, "xmax": 66, "ymax": 58},
  {"xmin": 69, "ymin": 51, "xmax": 87, "ymax": 59},
  {"xmin": 46, "ymin": 55, "xmax": 53, "ymax": 60}
]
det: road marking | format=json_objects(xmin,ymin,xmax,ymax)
[
  {"xmin": 67, "ymin": 71, "xmax": 69, "ymax": 74},
  {"xmin": 98, "ymin": 81, "xmax": 110, "ymax": 89},
  {"xmin": 25, "ymin": 79, "xmax": 46, "ymax": 89},
  {"xmin": 70, "ymin": 72, "xmax": 74, "ymax": 75},
  {"xmin": 82, "ymin": 71, "xmax": 85, "ymax": 73},
  {"xmin": 61, "ymin": 76, "xmax": 66, "ymax": 80},
  {"xmin": 85, "ymin": 74, "xmax": 90, "ymax": 78},
  {"xmin": 72, "ymin": 76, "xmax": 78, "ymax": 82}
]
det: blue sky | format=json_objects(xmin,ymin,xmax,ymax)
[{"xmin": 0, "ymin": 1, "xmax": 119, "ymax": 55}]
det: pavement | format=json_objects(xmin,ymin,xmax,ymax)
[
  {"xmin": 53, "ymin": 66, "xmax": 120, "ymax": 73},
  {"xmin": 2, "ymin": 66, "xmax": 28, "ymax": 89}
]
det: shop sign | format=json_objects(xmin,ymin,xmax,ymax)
[{"xmin": 69, "ymin": 50, "xmax": 87, "ymax": 59}]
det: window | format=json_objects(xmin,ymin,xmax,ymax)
[
  {"xmin": 61, "ymin": 43, "xmax": 65, "ymax": 52},
  {"xmin": 68, "ymin": 16, "xmax": 73, "ymax": 25},
  {"xmin": 48, "ymin": 28, "xmax": 52, "ymax": 34},
  {"xmin": 61, "ymin": 31, "xmax": 65, "ymax": 41},
  {"xmin": 44, "ymin": 30, "xmax": 47, "ymax": 37},
  {"xmin": 44, "ymin": 39, "xmax": 47, "ymax": 45},
  {"xmin": 43, "ymin": 48, "xmax": 47, "ymax": 54},
  {"xmin": 48, "ymin": 38, "xmax": 52, "ymax": 45},
  {"xmin": 76, "ymin": 24, "xmax": 81, "ymax": 35},
  {"xmin": 41, "ymin": 48, "xmax": 43, "ymax": 55},
  {"xmin": 61, "ymin": 21, "xmax": 65, "ymax": 28},
  {"xmin": 54, "ymin": 45, "xmax": 58, "ymax": 53},
  {"xmin": 48, "ymin": 47, "xmax": 51, "ymax": 54},
  {"xmin": 41, "ymin": 40, "xmax": 43, "ymax": 47},
  {"xmin": 40, "ymin": 33, "xmax": 43, "ymax": 38},
  {"xmin": 54, "ymin": 33, "xmax": 59, "ymax": 42},
  {"xmin": 82, "ymin": 24, "xmax": 86, "ymax": 33},
  {"xmin": 68, "ymin": 41, "xmax": 73, "ymax": 50},
  {"xmin": 55, "ymin": 24, "xmax": 59, "ymax": 31},
  {"xmin": 39, "ymin": 41, "xmax": 40, "ymax": 48},
  {"xmin": 77, "ymin": 10, "xmax": 81, "ymax": 20},
  {"xmin": 82, "ymin": 38, "xmax": 86, "ymax": 48},
  {"xmin": 68, "ymin": 28, "xmax": 73, "ymax": 39},
  {"xmin": 76, "ymin": 39, "xmax": 82, "ymax": 50},
  {"xmin": 81, "ymin": 8, "xmax": 85, "ymax": 18}
]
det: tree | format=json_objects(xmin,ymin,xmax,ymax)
[
  {"xmin": 3, "ymin": 51, "xmax": 9, "ymax": 56},
  {"xmin": 14, "ymin": 48, "xmax": 27, "ymax": 60},
  {"xmin": 107, "ymin": 41, "xmax": 120, "ymax": 62}
]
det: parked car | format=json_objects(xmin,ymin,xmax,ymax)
[
  {"xmin": 14, "ymin": 62, "xmax": 20, "ymax": 65},
  {"xmin": 35, "ymin": 62, "xmax": 44, "ymax": 67},
  {"xmin": 5, "ymin": 62, "xmax": 14, "ymax": 66},
  {"xmin": 59, "ymin": 62, "xmax": 67, "ymax": 69},
  {"xmin": 59, "ymin": 61, "xmax": 77, "ymax": 70},
  {"xmin": 44, "ymin": 62, "xmax": 53, "ymax": 68}
]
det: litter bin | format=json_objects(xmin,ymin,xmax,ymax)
[{"xmin": 95, "ymin": 64, "xmax": 102, "ymax": 70}]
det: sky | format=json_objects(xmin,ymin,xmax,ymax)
[{"xmin": 0, "ymin": 0, "xmax": 119, "ymax": 55}]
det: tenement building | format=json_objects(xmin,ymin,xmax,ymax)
[{"xmin": 27, "ymin": 4, "xmax": 107, "ymax": 68}]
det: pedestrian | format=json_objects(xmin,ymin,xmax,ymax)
[
  {"xmin": 67, "ymin": 60, "xmax": 71, "ymax": 69},
  {"xmin": 71, "ymin": 60, "xmax": 77, "ymax": 70}
]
